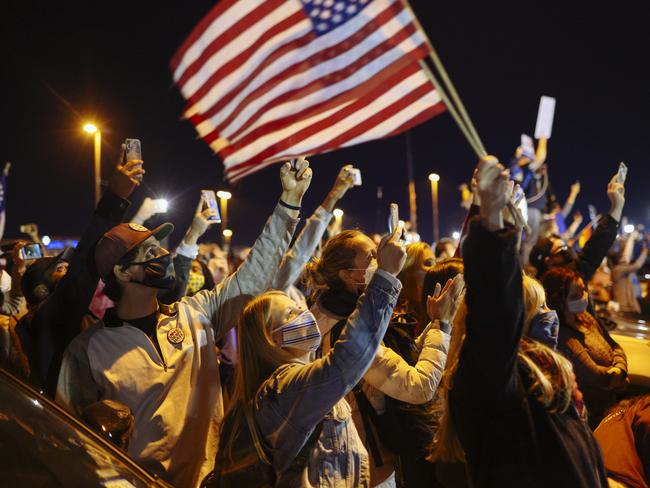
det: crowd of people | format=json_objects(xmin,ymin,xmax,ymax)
[{"xmin": 1, "ymin": 138, "xmax": 649, "ymax": 488}]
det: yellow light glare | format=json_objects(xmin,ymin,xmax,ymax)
[
  {"xmin": 217, "ymin": 191, "xmax": 232, "ymax": 200},
  {"xmin": 429, "ymin": 173, "xmax": 440, "ymax": 182},
  {"xmin": 333, "ymin": 209, "xmax": 344, "ymax": 218},
  {"xmin": 222, "ymin": 229, "xmax": 233, "ymax": 237},
  {"xmin": 83, "ymin": 123, "xmax": 98, "ymax": 134}
]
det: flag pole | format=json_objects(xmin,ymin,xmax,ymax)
[{"xmin": 401, "ymin": 0, "xmax": 488, "ymax": 158}]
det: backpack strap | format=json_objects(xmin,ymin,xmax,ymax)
[{"xmin": 277, "ymin": 420, "xmax": 324, "ymax": 486}]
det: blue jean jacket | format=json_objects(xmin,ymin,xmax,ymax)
[{"xmin": 255, "ymin": 270, "xmax": 401, "ymax": 487}]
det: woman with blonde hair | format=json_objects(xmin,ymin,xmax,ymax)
[
  {"xmin": 209, "ymin": 229, "xmax": 406, "ymax": 487},
  {"xmin": 306, "ymin": 229, "xmax": 459, "ymax": 487},
  {"xmin": 430, "ymin": 157, "xmax": 607, "ymax": 487},
  {"xmin": 395, "ymin": 241, "xmax": 435, "ymax": 330}
]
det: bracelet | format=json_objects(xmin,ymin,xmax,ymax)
[{"xmin": 279, "ymin": 199, "xmax": 301, "ymax": 211}]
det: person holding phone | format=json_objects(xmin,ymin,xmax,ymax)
[
  {"xmin": 15, "ymin": 144, "xmax": 144, "ymax": 396},
  {"xmin": 56, "ymin": 160, "xmax": 312, "ymax": 488}
]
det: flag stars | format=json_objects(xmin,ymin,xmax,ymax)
[
  {"xmin": 310, "ymin": 8, "xmax": 321, "ymax": 16},
  {"xmin": 324, "ymin": 0, "xmax": 334, "ymax": 6},
  {"xmin": 332, "ymin": 13, "xmax": 343, "ymax": 23},
  {"xmin": 334, "ymin": 2, "xmax": 345, "ymax": 11},
  {"xmin": 346, "ymin": 4, "xmax": 357, "ymax": 14},
  {"xmin": 320, "ymin": 9, "xmax": 332, "ymax": 19}
]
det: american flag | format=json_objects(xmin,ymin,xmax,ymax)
[{"xmin": 172, "ymin": 0, "xmax": 445, "ymax": 182}]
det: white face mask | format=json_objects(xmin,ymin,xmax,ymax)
[
  {"xmin": 272, "ymin": 310, "xmax": 321, "ymax": 352},
  {"xmin": 567, "ymin": 294, "xmax": 588, "ymax": 314},
  {"xmin": 364, "ymin": 263, "xmax": 378, "ymax": 286},
  {"xmin": 0, "ymin": 270, "xmax": 11, "ymax": 294}
]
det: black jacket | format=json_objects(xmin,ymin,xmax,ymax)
[
  {"xmin": 452, "ymin": 217, "xmax": 608, "ymax": 488},
  {"xmin": 16, "ymin": 191, "xmax": 129, "ymax": 396},
  {"xmin": 577, "ymin": 214, "xmax": 619, "ymax": 282}
]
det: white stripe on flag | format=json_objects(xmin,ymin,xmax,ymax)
[
  {"xmin": 179, "ymin": 1, "xmax": 306, "ymax": 100},
  {"xmin": 218, "ymin": 11, "xmax": 424, "ymax": 140},
  {"xmin": 173, "ymin": 0, "xmax": 265, "ymax": 82},
  {"xmin": 228, "ymin": 31, "xmax": 427, "ymax": 143},
  {"xmin": 225, "ymin": 70, "xmax": 433, "ymax": 176},
  {"xmin": 184, "ymin": 0, "xmax": 403, "ymax": 119}
]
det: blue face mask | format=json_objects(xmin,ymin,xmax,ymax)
[
  {"xmin": 272, "ymin": 310, "xmax": 321, "ymax": 352},
  {"xmin": 528, "ymin": 310, "xmax": 560, "ymax": 350}
]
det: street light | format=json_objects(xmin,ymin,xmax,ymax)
[
  {"xmin": 222, "ymin": 228, "xmax": 233, "ymax": 252},
  {"xmin": 429, "ymin": 173, "xmax": 440, "ymax": 244},
  {"xmin": 217, "ymin": 191, "xmax": 232, "ymax": 247},
  {"xmin": 83, "ymin": 122, "xmax": 101, "ymax": 206},
  {"xmin": 332, "ymin": 208, "xmax": 344, "ymax": 236}
]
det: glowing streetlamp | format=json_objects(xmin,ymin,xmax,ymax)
[
  {"xmin": 83, "ymin": 123, "xmax": 101, "ymax": 206},
  {"xmin": 217, "ymin": 191, "xmax": 232, "ymax": 247},
  {"xmin": 429, "ymin": 173, "xmax": 440, "ymax": 244},
  {"xmin": 222, "ymin": 228, "xmax": 233, "ymax": 252}
]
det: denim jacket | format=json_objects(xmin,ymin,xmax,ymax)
[{"xmin": 255, "ymin": 270, "xmax": 401, "ymax": 487}]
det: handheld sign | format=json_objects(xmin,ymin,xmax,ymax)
[
  {"xmin": 616, "ymin": 162, "xmax": 628, "ymax": 184},
  {"xmin": 534, "ymin": 96, "xmax": 556, "ymax": 139},
  {"xmin": 389, "ymin": 203, "xmax": 399, "ymax": 234}
]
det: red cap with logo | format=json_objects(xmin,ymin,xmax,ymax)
[{"xmin": 95, "ymin": 222, "xmax": 174, "ymax": 279}]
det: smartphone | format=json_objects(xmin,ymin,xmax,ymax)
[
  {"xmin": 347, "ymin": 167, "xmax": 362, "ymax": 186},
  {"xmin": 200, "ymin": 190, "xmax": 222, "ymax": 223},
  {"xmin": 616, "ymin": 162, "xmax": 627, "ymax": 184},
  {"xmin": 19, "ymin": 243, "xmax": 43, "ymax": 261},
  {"xmin": 124, "ymin": 139, "xmax": 142, "ymax": 163},
  {"xmin": 388, "ymin": 203, "xmax": 399, "ymax": 234}
]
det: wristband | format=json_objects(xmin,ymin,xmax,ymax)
[{"xmin": 279, "ymin": 200, "xmax": 301, "ymax": 211}]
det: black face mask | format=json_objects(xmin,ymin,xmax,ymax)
[{"xmin": 128, "ymin": 253, "xmax": 176, "ymax": 290}]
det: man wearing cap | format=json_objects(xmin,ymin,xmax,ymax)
[
  {"xmin": 15, "ymin": 155, "xmax": 144, "ymax": 395},
  {"xmin": 56, "ymin": 160, "xmax": 312, "ymax": 488}
]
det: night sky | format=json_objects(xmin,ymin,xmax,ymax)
[{"xmin": 2, "ymin": 2, "xmax": 648, "ymax": 248}]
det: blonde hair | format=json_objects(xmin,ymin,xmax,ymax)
[
  {"xmin": 396, "ymin": 242, "xmax": 433, "ymax": 320},
  {"xmin": 429, "ymin": 287, "xmax": 576, "ymax": 463},
  {"xmin": 304, "ymin": 230, "xmax": 366, "ymax": 297},
  {"xmin": 222, "ymin": 290, "xmax": 294, "ymax": 464},
  {"xmin": 522, "ymin": 275, "xmax": 546, "ymax": 333}
]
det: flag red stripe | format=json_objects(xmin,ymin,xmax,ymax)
[
  {"xmin": 187, "ymin": 0, "xmax": 409, "ymax": 122},
  {"xmin": 222, "ymin": 62, "xmax": 424, "ymax": 173},
  {"xmin": 171, "ymin": 0, "xmax": 236, "ymax": 72},
  {"xmin": 215, "ymin": 22, "xmax": 421, "ymax": 143},
  {"xmin": 213, "ymin": 47, "xmax": 426, "ymax": 152},
  {"xmin": 175, "ymin": 0, "xmax": 295, "ymax": 90}
]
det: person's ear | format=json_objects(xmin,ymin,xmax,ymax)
[
  {"xmin": 113, "ymin": 264, "xmax": 133, "ymax": 284},
  {"xmin": 338, "ymin": 268, "xmax": 353, "ymax": 285}
]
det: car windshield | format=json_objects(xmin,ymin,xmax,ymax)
[{"xmin": 0, "ymin": 368, "xmax": 170, "ymax": 487}]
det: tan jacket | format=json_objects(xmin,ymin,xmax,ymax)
[{"xmin": 55, "ymin": 203, "xmax": 299, "ymax": 488}]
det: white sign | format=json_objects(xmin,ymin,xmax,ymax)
[{"xmin": 534, "ymin": 96, "xmax": 556, "ymax": 139}]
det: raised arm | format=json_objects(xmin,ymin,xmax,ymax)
[
  {"xmin": 578, "ymin": 173, "xmax": 625, "ymax": 281},
  {"xmin": 186, "ymin": 161, "xmax": 311, "ymax": 338},
  {"xmin": 257, "ymin": 229, "xmax": 406, "ymax": 471},
  {"xmin": 460, "ymin": 157, "xmax": 524, "ymax": 398},
  {"xmin": 561, "ymin": 181, "xmax": 580, "ymax": 219},
  {"xmin": 272, "ymin": 165, "xmax": 354, "ymax": 291}
]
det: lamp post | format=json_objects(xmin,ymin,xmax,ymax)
[
  {"xmin": 428, "ymin": 173, "xmax": 440, "ymax": 244},
  {"xmin": 333, "ymin": 208, "xmax": 344, "ymax": 236},
  {"xmin": 217, "ymin": 191, "xmax": 232, "ymax": 247},
  {"xmin": 222, "ymin": 228, "xmax": 233, "ymax": 253},
  {"xmin": 83, "ymin": 123, "xmax": 101, "ymax": 206}
]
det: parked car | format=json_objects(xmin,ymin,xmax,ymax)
[
  {"xmin": 0, "ymin": 367, "xmax": 172, "ymax": 487},
  {"xmin": 605, "ymin": 311, "xmax": 650, "ymax": 390}
]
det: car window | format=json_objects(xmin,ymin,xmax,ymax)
[{"xmin": 0, "ymin": 369, "xmax": 170, "ymax": 487}]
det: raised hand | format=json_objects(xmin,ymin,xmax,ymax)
[
  {"xmin": 184, "ymin": 206, "xmax": 219, "ymax": 246},
  {"xmin": 476, "ymin": 156, "xmax": 509, "ymax": 231},
  {"xmin": 322, "ymin": 164, "xmax": 355, "ymax": 212},
  {"xmin": 280, "ymin": 157, "xmax": 312, "ymax": 208},
  {"xmin": 377, "ymin": 225, "xmax": 407, "ymax": 276},
  {"xmin": 426, "ymin": 274, "xmax": 465, "ymax": 323},
  {"xmin": 108, "ymin": 144, "xmax": 145, "ymax": 200},
  {"xmin": 607, "ymin": 172, "xmax": 626, "ymax": 222}
]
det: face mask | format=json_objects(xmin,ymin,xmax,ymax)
[
  {"xmin": 0, "ymin": 270, "xmax": 11, "ymax": 294},
  {"xmin": 186, "ymin": 270, "xmax": 205, "ymax": 295},
  {"xmin": 272, "ymin": 310, "xmax": 321, "ymax": 352},
  {"xmin": 129, "ymin": 253, "xmax": 176, "ymax": 290},
  {"xmin": 528, "ymin": 310, "xmax": 560, "ymax": 350},
  {"xmin": 567, "ymin": 295, "xmax": 588, "ymax": 314}
]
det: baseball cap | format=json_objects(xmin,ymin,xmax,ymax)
[{"xmin": 95, "ymin": 222, "xmax": 174, "ymax": 279}]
